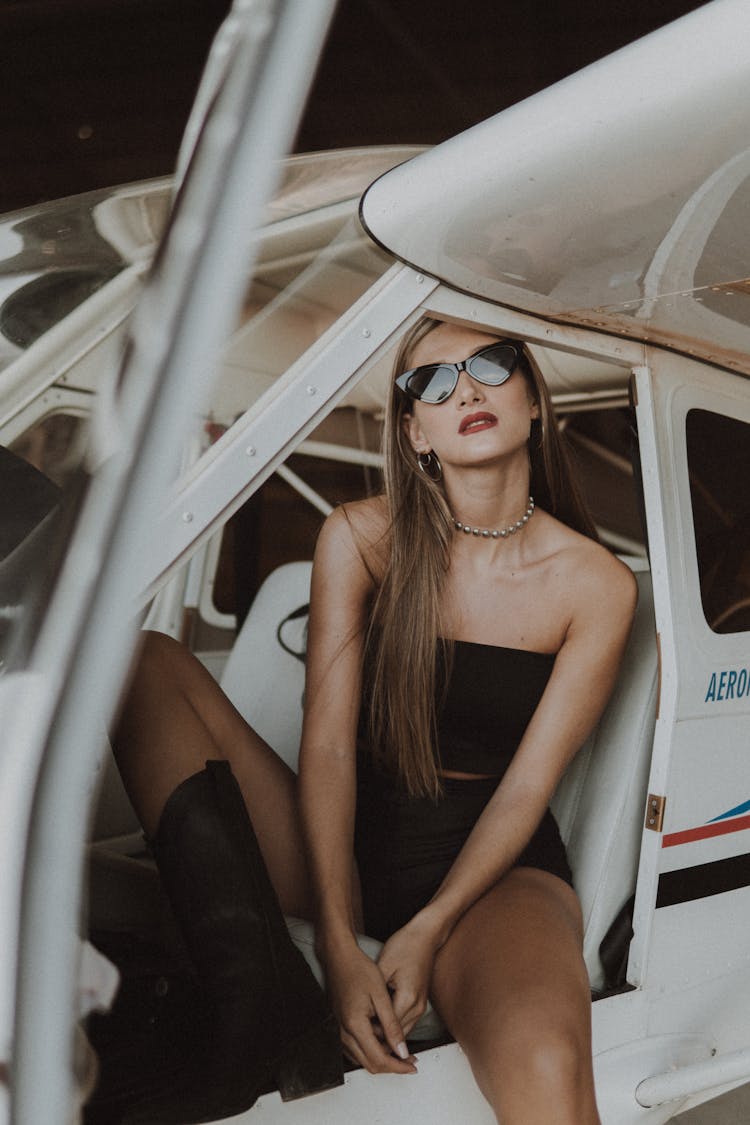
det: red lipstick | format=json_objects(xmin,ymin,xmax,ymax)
[{"xmin": 459, "ymin": 411, "xmax": 498, "ymax": 435}]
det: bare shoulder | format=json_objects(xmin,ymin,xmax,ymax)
[
  {"xmin": 554, "ymin": 523, "xmax": 639, "ymax": 636},
  {"xmin": 314, "ymin": 495, "xmax": 389, "ymax": 584}
]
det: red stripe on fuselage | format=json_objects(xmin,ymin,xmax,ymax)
[{"xmin": 663, "ymin": 812, "xmax": 750, "ymax": 848}]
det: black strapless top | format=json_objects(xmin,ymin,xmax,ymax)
[
  {"xmin": 436, "ymin": 640, "xmax": 556, "ymax": 775},
  {"xmin": 358, "ymin": 638, "xmax": 556, "ymax": 779}
]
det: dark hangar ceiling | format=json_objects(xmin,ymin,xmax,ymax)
[{"xmin": 0, "ymin": 0, "xmax": 706, "ymax": 213}]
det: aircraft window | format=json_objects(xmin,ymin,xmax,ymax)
[
  {"xmin": 694, "ymin": 177, "xmax": 750, "ymax": 328},
  {"xmin": 207, "ymin": 408, "xmax": 382, "ymax": 634},
  {"xmin": 686, "ymin": 408, "xmax": 750, "ymax": 634},
  {"xmin": 10, "ymin": 413, "xmax": 88, "ymax": 489},
  {"xmin": 211, "ymin": 211, "xmax": 394, "ymax": 427},
  {"xmin": 0, "ymin": 193, "xmax": 127, "ymax": 373},
  {"xmin": 1, "ymin": 420, "xmax": 91, "ymax": 672},
  {"xmin": 0, "ymin": 266, "xmax": 121, "ymax": 349},
  {"xmin": 561, "ymin": 407, "xmax": 645, "ymax": 556}
]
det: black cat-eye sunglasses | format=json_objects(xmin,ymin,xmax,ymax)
[{"xmin": 395, "ymin": 341, "xmax": 525, "ymax": 404}]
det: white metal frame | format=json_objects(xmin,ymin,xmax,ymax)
[
  {"xmin": 137, "ymin": 264, "xmax": 439, "ymax": 602},
  {"xmin": 8, "ymin": 4, "xmax": 338, "ymax": 1121},
  {"xmin": 0, "ymin": 388, "xmax": 93, "ymax": 447}
]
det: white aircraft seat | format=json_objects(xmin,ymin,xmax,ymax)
[
  {"xmin": 221, "ymin": 556, "xmax": 658, "ymax": 1032},
  {"xmin": 220, "ymin": 560, "xmax": 312, "ymax": 771},
  {"xmin": 550, "ymin": 556, "xmax": 658, "ymax": 991}
]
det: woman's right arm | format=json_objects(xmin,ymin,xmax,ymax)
[{"xmin": 298, "ymin": 504, "xmax": 416, "ymax": 1075}]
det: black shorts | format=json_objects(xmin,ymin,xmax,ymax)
[{"xmin": 354, "ymin": 766, "xmax": 572, "ymax": 942}]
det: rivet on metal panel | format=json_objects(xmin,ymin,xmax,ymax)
[
  {"xmin": 181, "ymin": 512, "xmax": 194, "ymax": 523},
  {"xmin": 245, "ymin": 446, "xmax": 256, "ymax": 457},
  {"xmin": 362, "ymin": 328, "xmax": 371, "ymax": 338},
  {"xmin": 306, "ymin": 385, "xmax": 317, "ymax": 396},
  {"xmin": 416, "ymin": 275, "xmax": 424, "ymax": 284},
  {"xmin": 645, "ymin": 793, "xmax": 666, "ymax": 833}
]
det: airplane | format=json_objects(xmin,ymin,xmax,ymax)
[{"xmin": 0, "ymin": 0, "xmax": 748, "ymax": 1122}]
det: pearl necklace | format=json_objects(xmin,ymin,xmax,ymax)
[{"xmin": 453, "ymin": 497, "xmax": 535, "ymax": 540}]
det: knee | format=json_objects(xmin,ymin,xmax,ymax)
[
  {"xmin": 516, "ymin": 1021, "xmax": 589, "ymax": 1094},
  {"xmin": 126, "ymin": 630, "xmax": 197, "ymax": 700},
  {"xmin": 137, "ymin": 629, "xmax": 186, "ymax": 676},
  {"xmin": 115, "ymin": 631, "xmax": 188, "ymax": 742},
  {"xmin": 475, "ymin": 1012, "xmax": 592, "ymax": 1112}
]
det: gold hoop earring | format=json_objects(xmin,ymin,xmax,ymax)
[{"xmin": 416, "ymin": 450, "xmax": 442, "ymax": 482}]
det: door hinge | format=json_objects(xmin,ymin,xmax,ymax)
[{"xmin": 645, "ymin": 793, "xmax": 666, "ymax": 832}]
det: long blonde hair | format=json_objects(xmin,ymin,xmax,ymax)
[{"xmin": 364, "ymin": 317, "xmax": 597, "ymax": 798}]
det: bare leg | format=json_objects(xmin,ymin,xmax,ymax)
[
  {"xmin": 103, "ymin": 631, "xmax": 349, "ymax": 1119},
  {"xmin": 113, "ymin": 630, "xmax": 317, "ymax": 920},
  {"xmin": 431, "ymin": 868, "xmax": 599, "ymax": 1125}
]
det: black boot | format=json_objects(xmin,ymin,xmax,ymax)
[{"xmin": 122, "ymin": 759, "xmax": 343, "ymax": 1123}]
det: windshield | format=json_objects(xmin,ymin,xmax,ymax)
[
  {"xmin": 0, "ymin": 148, "xmax": 416, "ymax": 673},
  {"xmin": 210, "ymin": 209, "xmax": 395, "ymax": 427},
  {"xmin": 0, "ymin": 147, "xmax": 421, "ymax": 382}
]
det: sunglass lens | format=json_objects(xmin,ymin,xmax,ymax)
[
  {"xmin": 407, "ymin": 364, "xmax": 457, "ymax": 403},
  {"xmin": 467, "ymin": 344, "xmax": 518, "ymax": 384}
]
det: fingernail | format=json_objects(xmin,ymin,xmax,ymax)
[{"xmin": 396, "ymin": 1041, "xmax": 409, "ymax": 1060}]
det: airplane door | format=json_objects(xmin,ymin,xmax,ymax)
[{"xmin": 629, "ymin": 349, "xmax": 750, "ymax": 1045}]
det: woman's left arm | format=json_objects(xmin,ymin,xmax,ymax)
[{"xmin": 378, "ymin": 550, "xmax": 638, "ymax": 1032}]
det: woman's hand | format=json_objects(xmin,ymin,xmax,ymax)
[
  {"xmin": 376, "ymin": 913, "xmax": 443, "ymax": 1039},
  {"xmin": 320, "ymin": 934, "xmax": 418, "ymax": 1075}
]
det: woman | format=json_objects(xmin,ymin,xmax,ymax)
[{"xmin": 114, "ymin": 317, "xmax": 636, "ymax": 1124}]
